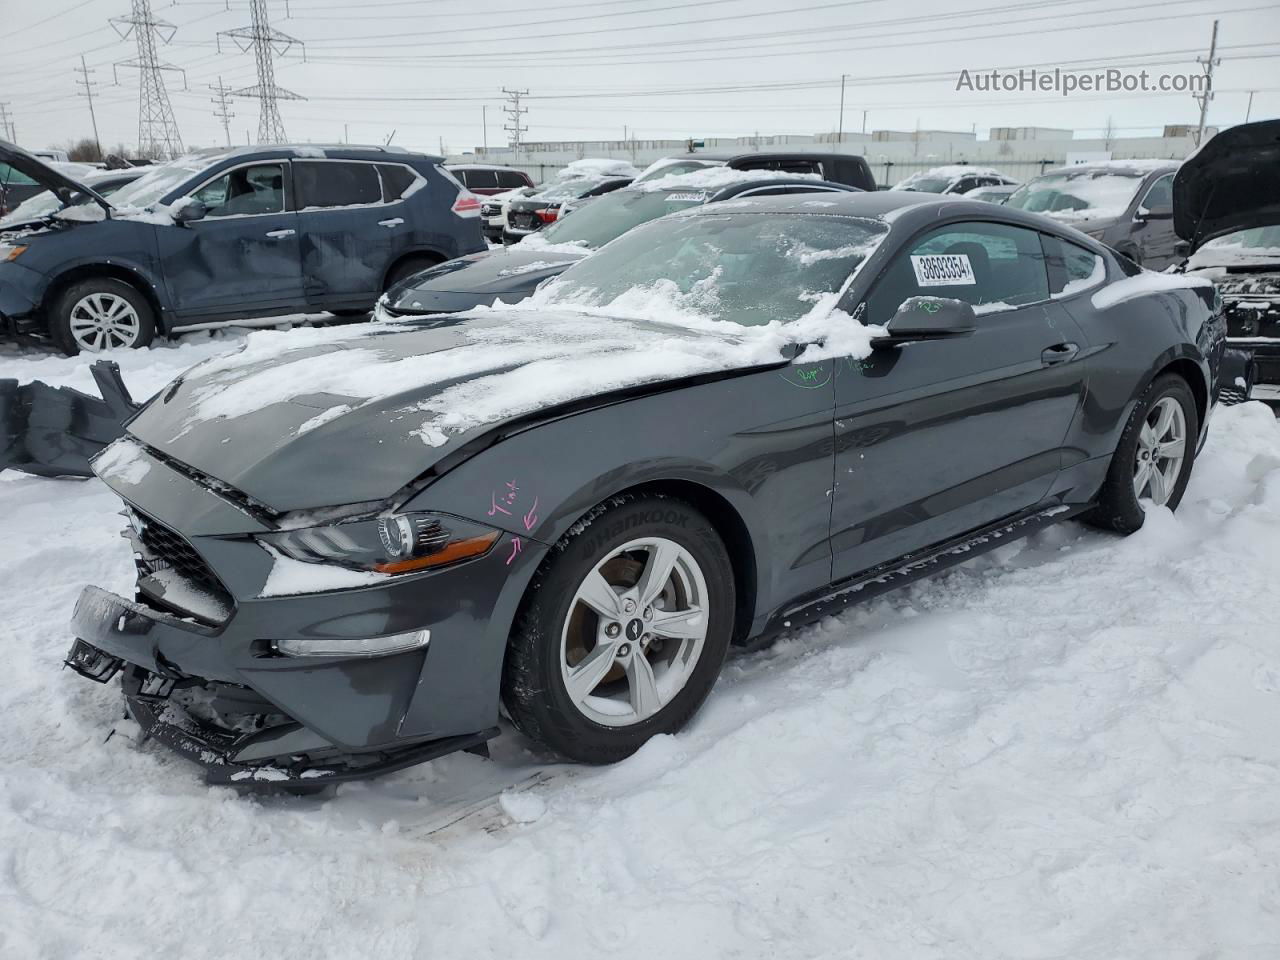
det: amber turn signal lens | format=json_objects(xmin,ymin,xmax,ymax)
[{"xmin": 372, "ymin": 531, "xmax": 500, "ymax": 573}]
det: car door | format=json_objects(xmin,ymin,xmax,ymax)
[
  {"xmin": 830, "ymin": 219, "xmax": 1090, "ymax": 580},
  {"xmin": 155, "ymin": 160, "xmax": 303, "ymax": 319},
  {"xmin": 1131, "ymin": 172, "xmax": 1178, "ymax": 269},
  {"xmin": 293, "ymin": 159, "xmax": 402, "ymax": 307}
]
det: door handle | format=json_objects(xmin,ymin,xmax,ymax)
[
  {"xmin": 1041, "ymin": 342, "xmax": 1080, "ymax": 365},
  {"xmin": 378, "ymin": 217, "xmax": 405, "ymax": 228},
  {"xmin": 265, "ymin": 229, "xmax": 296, "ymax": 239}
]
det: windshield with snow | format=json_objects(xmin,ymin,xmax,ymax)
[
  {"xmin": 105, "ymin": 155, "xmax": 215, "ymax": 209},
  {"xmin": 540, "ymin": 188, "xmax": 707, "ymax": 249},
  {"xmin": 1005, "ymin": 169, "xmax": 1145, "ymax": 220},
  {"xmin": 895, "ymin": 177, "xmax": 952, "ymax": 193},
  {"xmin": 543, "ymin": 213, "xmax": 887, "ymax": 327},
  {"xmin": 634, "ymin": 159, "xmax": 721, "ymax": 183}
]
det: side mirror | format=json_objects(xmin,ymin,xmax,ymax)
[
  {"xmin": 170, "ymin": 197, "xmax": 207, "ymax": 224},
  {"xmin": 873, "ymin": 296, "xmax": 977, "ymax": 348},
  {"xmin": 1136, "ymin": 204, "xmax": 1173, "ymax": 221}
]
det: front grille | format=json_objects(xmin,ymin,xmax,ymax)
[{"xmin": 132, "ymin": 510, "xmax": 234, "ymax": 618}]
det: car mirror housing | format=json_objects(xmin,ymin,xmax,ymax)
[
  {"xmin": 1136, "ymin": 205, "xmax": 1173, "ymax": 221},
  {"xmin": 170, "ymin": 197, "xmax": 207, "ymax": 224},
  {"xmin": 873, "ymin": 296, "xmax": 977, "ymax": 347}
]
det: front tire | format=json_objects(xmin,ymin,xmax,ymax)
[
  {"xmin": 50, "ymin": 278, "xmax": 156, "ymax": 355},
  {"xmin": 502, "ymin": 495, "xmax": 735, "ymax": 764},
  {"xmin": 1085, "ymin": 373, "xmax": 1198, "ymax": 534}
]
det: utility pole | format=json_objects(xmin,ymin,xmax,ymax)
[
  {"xmin": 219, "ymin": 0, "xmax": 305, "ymax": 144},
  {"xmin": 111, "ymin": 0, "xmax": 185, "ymax": 159},
  {"xmin": 1193, "ymin": 19, "xmax": 1220, "ymax": 147},
  {"xmin": 502, "ymin": 87, "xmax": 529, "ymax": 159},
  {"xmin": 0, "ymin": 103, "xmax": 16, "ymax": 143},
  {"xmin": 75, "ymin": 56, "xmax": 103, "ymax": 159},
  {"xmin": 1245, "ymin": 89, "xmax": 1256, "ymax": 123},
  {"xmin": 837, "ymin": 74, "xmax": 847, "ymax": 145},
  {"xmin": 862, "ymin": 109, "xmax": 867, "ymax": 135},
  {"xmin": 482, "ymin": 105, "xmax": 488, "ymax": 154},
  {"xmin": 210, "ymin": 76, "xmax": 235, "ymax": 147}
]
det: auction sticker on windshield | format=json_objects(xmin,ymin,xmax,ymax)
[
  {"xmin": 665, "ymin": 192, "xmax": 708, "ymax": 203},
  {"xmin": 911, "ymin": 253, "xmax": 976, "ymax": 285}
]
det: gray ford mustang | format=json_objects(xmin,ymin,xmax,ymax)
[{"xmin": 65, "ymin": 191, "xmax": 1224, "ymax": 787}]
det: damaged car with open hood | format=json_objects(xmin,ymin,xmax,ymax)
[
  {"xmin": 1175, "ymin": 118, "xmax": 1280, "ymax": 404},
  {"xmin": 65, "ymin": 190, "xmax": 1223, "ymax": 787}
]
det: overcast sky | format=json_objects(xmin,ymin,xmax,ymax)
[{"xmin": 4, "ymin": 0, "xmax": 1278, "ymax": 155}]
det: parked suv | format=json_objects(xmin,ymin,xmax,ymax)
[
  {"xmin": 0, "ymin": 141, "xmax": 484, "ymax": 354},
  {"xmin": 446, "ymin": 164, "xmax": 534, "ymax": 196},
  {"xmin": 1004, "ymin": 160, "xmax": 1180, "ymax": 269}
]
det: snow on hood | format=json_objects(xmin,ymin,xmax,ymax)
[
  {"xmin": 558, "ymin": 158, "xmax": 640, "ymax": 180},
  {"xmin": 1185, "ymin": 227, "xmax": 1280, "ymax": 271},
  {"xmin": 892, "ymin": 165, "xmax": 1006, "ymax": 190},
  {"xmin": 630, "ymin": 166, "xmax": 820, "ymax": 194},
  {"xmin": 125, "ymin": 282, "xmax": 882, "ymax": 509}
]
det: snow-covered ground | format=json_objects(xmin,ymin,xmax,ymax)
[{"xmin": 2, "ymin": 335, "xmax": 1280, "ymax": 958}]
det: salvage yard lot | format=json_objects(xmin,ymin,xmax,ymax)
[{"xmin": 1, "ymin": 331, "xmax": 1279, "ymax": 958}]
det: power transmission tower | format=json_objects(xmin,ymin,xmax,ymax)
[
  {"xmin": 502, "ymin": 87, "xmax": 529, "ymax": 158},
  {"xmin": 111, "ymin": 0, "xmax": 186, "ymax": 159},
  {"xmin": 0, "ymin": 103, "xmax": 15, "ymax": 142},
  {"xmin": 1193, "ymin": 19, "xmax": 1220, "ymax": 147},
  {"xmin": 75, "ymin": 55, "xmax": 104, "ymax": 159},
  {"xmin": 218, "ymin": 0, "xmax": 305, "ymax": 144},
  {"xmin": 210, "ymin": 76, "xmax": 236, "ymax": 147}
]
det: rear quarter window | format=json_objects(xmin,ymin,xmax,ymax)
[
  {"xmin": 377, "ymin": 163, "xmax": 418, "ymax": 201},
  {"xmin": 497, "ymin": 170, "xmax": 530, "ymax": 188}
]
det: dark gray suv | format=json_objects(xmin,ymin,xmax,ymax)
[
  {"xmin": 0, "ymin": 141, "xmax": 485, "ymax": 354},
  {"xmin": 1005, "ymin": 161, "xmax": 1180, "ymax": 269}
]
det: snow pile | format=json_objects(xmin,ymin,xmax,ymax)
[
  {"xmin": 496, "ymin": 259, "xmax": 580, "ymax": 277},
  {"xmin": 557, "ymin": 157, "xmax": 639, "ymax": 180},
  {"xmin": 1091, "ymin": 270, "xmax": 1213, "ymax": 310},
  {"xmin": 2, "ymin": 351, "xmax": 1280, "ymax": 958}
]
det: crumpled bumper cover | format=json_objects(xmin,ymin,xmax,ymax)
[{"xmin": 0, "ymin": 260, "xmax": 44, "ymax": 332}]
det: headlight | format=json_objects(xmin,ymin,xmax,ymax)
[
  {"xmin": 1, "ymin": 243, "xmax": 28, "ymax": 262},
  {"xmin": 258, "ymin": 512, "xmax": 499, "ymax": 574}
]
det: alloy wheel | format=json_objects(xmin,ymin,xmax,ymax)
[
  {"xmin": 1133, "ymin": 396, "xmax": 1187, "ymax": 506},
  {"xmin": 559, "ymin": 536, "xmax": 710, "ymax": 728},
  {"xmin": 68, "ymin": 293, "xmax": 142, "ymax": 351}
]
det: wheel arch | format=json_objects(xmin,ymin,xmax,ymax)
[
  {"xmin": 1156, "ymin": 355, "xmax": 1209, "ymax": 428},
  {"xmin": 381, "ymin": 247, "xmax": 448, "ymax": 291},
  {"xmin": 43, "ymin": 262, "xmax": 167, "ymax": 333}
]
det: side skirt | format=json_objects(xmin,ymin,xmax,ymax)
[{"xmin": 749, "ymin": 502, "xmax": 1090, "ymax": 646}]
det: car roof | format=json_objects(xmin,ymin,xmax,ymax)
[
  {"xmin": 446, "ymin": 163, "xmax": 526, "ymax": 172},
  {"xmin": 184, "ymin": 144, "xmax": 443, "ymax": 163},
  {"xmin": 682, "ymin": 190, "xmax": 938, "ymax": 218},
  {"xmin": 1040, "ymin": 161, "xmax": 1179, "ymax": 177}
]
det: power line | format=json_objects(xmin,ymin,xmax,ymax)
[
  {"xmin": 210, "ymin": 76, "xmax": 236, "ymax": 147},
  {"xmin": 75, "ymin": 54, "xmax": 103, "ymax": 158},
  {"xmin": 218, "ymin": 0, "xmax": 305, "ymax": 144},
  {"xmin": 111, "ymin": 0, "xmax": 186, "ymax": 159}
]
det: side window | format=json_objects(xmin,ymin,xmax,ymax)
[
  {"xmin": 377, "ymin": 163, "xmax": 417, "ymax": 201},
  {"xmin": 952, "ymin": 177, "xmax": 978, "ymax": 194},
  {"xmin": 294, "ymin": 161, "xmax": 381, "ymax": 209},
  {"xmin": 194, "ymin": 163, "xmax": 285, "ymax": 217},
  {"xmin": 497, "ymin": 170, "xmax": 529, "ymax": 189},
  {"xmin": 1043, "ymin": 234, "xmax": 1106, "ymax": 296},
  {"xmin": 868, "ymin": 220, "xmax": 1050, "ymax": 321},
  {"xmin": 1139, "ymin": 174, "xmax": 1174, "ymax": 213}
]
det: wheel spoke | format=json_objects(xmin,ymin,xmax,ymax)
[
  {"xmin": 1159, "ymin": 439, "xmax": 1185, "ymax": 460},
  {"xmin": 624, "ymin": 652, "xmax": 663, "ymax": 719},
  {"xmin": 1133, "ymin": 461, "xmax": 1152, "ymax": 499},
  {"xmin": 1148, "ymin": 462, "xmax": 1171, "ymax": 505},
  {"xmin": 1154, "ymin": 400, "xmax": 1176, "ymax": 439},
  {"xmin": 576, "ymin": 569, "xmax": 623, "ymax": 620},
  {"xmin": 1139, "ymin": 422, "xmax": 1157, "ymax": 451},
  {"xmin": 650, "ymin": 605, "xmax": 706, "ymax": 640},
  {"xmin": 564, "ymin": 641, "xmax": 619, "ymax": 705},
  {"xmin": 635, "ymin": 540, "xmax": 680, "ymax": 609}
]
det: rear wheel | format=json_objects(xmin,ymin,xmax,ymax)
[
  {"xmin": 50, "ymin": 278, "xmax": 156, "ymax": 355},
  {"xmin": 1085, "ymin": 374, "xmax": 1198, "ymax": 533},
  {"xmin": 502, "ymin": 495, "xmax": 735, "ymax": 764}
]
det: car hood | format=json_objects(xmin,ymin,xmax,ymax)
[
  {"xmin": 384, "ymin": 248, "xmax": 587, "ymax": 313},
  {"xmin": 123, "ymin": 310, "xmax": 783, "ymax": 512},
  {"xmin": 0, "ymin": 140, "xmax": 112, "ymax": 215},
  {"xmin": 1175, "ymin": 119, "xmax": 1280, "ymax": 252}
]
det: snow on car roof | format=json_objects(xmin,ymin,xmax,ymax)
[
  {"xmin": 1043, "ymin": 158, "xmax": 1178, "ymax": 176},
  {"xmin": 893, "ymin": 165, "xmax": 1009, "ymax": 188},
  {"xmin": 630, "ymin": 165, "xmax": 821, "ymax": 193}
]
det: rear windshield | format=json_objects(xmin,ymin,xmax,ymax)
[{"xmin": 1005, "ymin": 169, "xmax": 1146, "ymax": 221}]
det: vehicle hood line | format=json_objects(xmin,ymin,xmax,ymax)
[{"xmin": 0, "ymin": 139, "xmax": 113, "ymax": 216}]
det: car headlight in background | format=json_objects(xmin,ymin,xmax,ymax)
[{"xmin": 259, "ymin": 512, "xmax": 499, "ymax": 574}]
